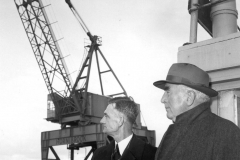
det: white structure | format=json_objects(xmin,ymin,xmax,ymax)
[{"xmin": 179, "ymin": 0, "xmax": 239, "ymax": 126}]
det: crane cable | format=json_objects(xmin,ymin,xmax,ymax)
[{"xmin": 65, "ymin": 0, "xmax": 91, "ymax": 34}]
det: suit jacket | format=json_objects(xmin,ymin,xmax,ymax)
[
  {"xmin": 155, "ymin": 102, "xmax": 240, "ymax": 160},
  {"xmin": 92, "ymin": 134, "xmax": 157, "ymax": 160}
]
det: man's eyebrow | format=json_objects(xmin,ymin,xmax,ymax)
[{"xmin": 104, "ymin": 113, "xmax": 108, "ymax": 116}]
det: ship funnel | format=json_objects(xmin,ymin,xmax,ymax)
[{"xmin": 210, "ymin": 0, "xmax": 238, "ymax": 38}]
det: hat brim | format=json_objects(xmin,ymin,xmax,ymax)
[{"xmin": 153, "ymin": 80, "xmax": 218, "ymax": 97}]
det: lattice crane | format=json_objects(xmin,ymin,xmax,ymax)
[{"xmin": 14, "ymin": 0, "xmax": 127, "ymax": 127}]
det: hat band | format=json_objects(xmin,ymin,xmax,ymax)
[{"xmin": 167, "ymin": 75, "xmax": 208, "ymax": 87}]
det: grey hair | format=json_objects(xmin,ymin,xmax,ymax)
[
  {"xmin": 108, "ymin": 96, "xmax": 139, "ymax": 124},
  {"xmin": 178, "ymin": 85, "xmax": 210, "ymax": 103}
]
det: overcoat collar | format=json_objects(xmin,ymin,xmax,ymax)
[
  {"xmin": 174, "ymin": 101, "xmax": 211, "ymax": 125},
  {"xmin": 157, "ymin": 102, "xmax": 211, "ymax": 159}
]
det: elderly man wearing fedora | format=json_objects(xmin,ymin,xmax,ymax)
[{"xmin": 153, "ymin": 63, "xmax": 240, "ymax": 160}]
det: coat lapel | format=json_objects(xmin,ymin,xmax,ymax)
[
  {"xmin": 156, "ymin": 122, "xmax": 195, "ymax": 160},
  {"xmin": 96, "ymin": 141, "xmax": 115, "ymax": 160},
  {"xmin": 121, "ymin": 134, "xmax": 145, "ymax": 160}
]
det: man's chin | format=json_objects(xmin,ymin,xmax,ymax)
[
  {"xmin": 166, "ymin": 114, "xmax": 174, "ymax": 121},
  {"xmin": 102, "ymin": 130, "xmax": 113, "ymax": 136},
  {"xmin": 102, "ymin": 129, "xmax": 110, "ymax": 134},
  {"xmin": 102, "ymin": 129, "xmax": 107, "ymax": 133}
]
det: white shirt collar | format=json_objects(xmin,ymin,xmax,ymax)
[{"xmin": 115, "ymin": 134, "xmax": 133, "ymax": 155}]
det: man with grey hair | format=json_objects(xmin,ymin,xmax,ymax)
[
  {"xmin": 153, "ymin": 63, "xmax": 240, "ymax": 160},
  {"xmin": 91, "ymin": 96, "xmax": 156, "ymax": 160}
]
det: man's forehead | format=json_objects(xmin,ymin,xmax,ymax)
[
  {"xmin": 104, "ymin": 103, "xmax": 116, "ymax": 113},
  {"xmin": 164, "ymin": 83, "xmax": 177, "ymax": 90}
]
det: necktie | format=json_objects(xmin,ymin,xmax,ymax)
[{"xmin": 111, "ymin": 144, "xmax": 121, "ymax": 160}]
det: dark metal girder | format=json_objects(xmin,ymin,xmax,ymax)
[
  {"xmin": 15, "ymin": 0, "xmax": 73, "ymax": 98},
  {"xmin": 49, "ymin": 146, "xmax": 60, "ymax": 160}
]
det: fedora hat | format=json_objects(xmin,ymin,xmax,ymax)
[{"xmin": 153, "ymin": 63, "xmax": 218, "ymax": 97}]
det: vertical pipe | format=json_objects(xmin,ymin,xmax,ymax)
[
  {"xmin": 189, "ymin": 0, "xmax": 199, "ymax": 43},
  {"xmin": 71, "ymin": 149, "xmax": 74, "ymax": 160},
  {"xmin": 210, "ymin": 0, "xmax": 238, "ymax": 38}
]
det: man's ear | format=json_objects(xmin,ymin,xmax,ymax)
[
  {"xmin": 186, "ymin": 90, "xmax": 196, "ymax": 106},
  {"xmin": 118, "ymin": 113, "xmax": 124, "ymax": 127}
]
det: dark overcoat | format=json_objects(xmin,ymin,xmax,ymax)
[
  {"xmin": 92, "ymin": 134, "xmax": 157, "ymax": 160},
  {"xmin": 155, "ymin": 102, "xmax": 240, "ymax": 160}
]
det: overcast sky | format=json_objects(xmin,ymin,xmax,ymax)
[{"xmin": 0, "ymin": 0, "xmax": 239, "ymax": 160}]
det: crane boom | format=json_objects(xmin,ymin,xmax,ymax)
[{"xmin": 14, "ymin": 0, "xmax": 73, "ymax": 98}]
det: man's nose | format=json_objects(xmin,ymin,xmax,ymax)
[
  {"xmin": 100, "ymin": 117, "xmax": 105, "ymax": 124},
  {"xmin": 161, "ymin": 92, "xmax": 167, "ymax": 103}
]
